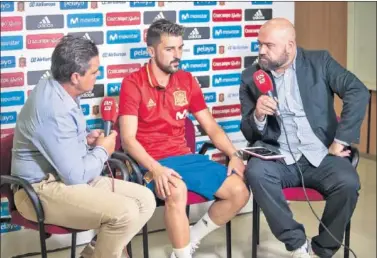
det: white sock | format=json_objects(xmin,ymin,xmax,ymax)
[
  {"xmin": 190, "ymin": 212, "xmax": 220, "ymax": 242},
  {"xmin": 173, "ymin": 243, "xmax": 192, "ymax": 258}
]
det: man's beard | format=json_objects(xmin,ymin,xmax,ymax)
[
  {"xmin": 155, "ymin": 55, "xmax": 180, "ymax": 74},
  {"xmin": 258, "ymin": 50, "xmax": 289, "ymax": 71}
]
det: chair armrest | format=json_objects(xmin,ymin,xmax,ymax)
[
  {"xmin": 111, "ymin": 151, "xmax": 144, "ymax": 185},
  {"xmin": 103, "ymin": 158, "xmax": 131, "ymax": 182},
  {"xmin": 0, "ymin": 175, "xmax": 45, "ymax": 223},
  {"xmin": 198, "ymin": 141, "xmax": 215, "ymax": 155},
  {"xmin": 349, "ymin": 146, "xmax": 360, "ymax": 169}
]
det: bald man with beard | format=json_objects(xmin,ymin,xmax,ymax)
[{"xmin": 239, "ymin": 18, "xmax": 369, "ymax": 257}]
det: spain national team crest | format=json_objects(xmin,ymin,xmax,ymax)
[{"xmin": 173, "ymin": 90, "xmax": 188, "ymax": 107}]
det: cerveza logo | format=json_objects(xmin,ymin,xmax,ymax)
[
  {"xmin": 130, "ymin": 1, "xmax": 155, "ymax": 7},
  {"xmin": 194, "ymin": 44, "xmax": 216, "ymax": 55},
  {"xmin": 86, "ymin": 119, "xmax": 104, "ymax": 130},
  {"xmin": 107, "ymin": 30, "xmax": 141, "ymax": 44},
  {"xmin": 179, "ymin": 59, "xmax": 210, "ymax": 72},
  {"xmin": 213, "ymin": 26, "xmax": 242, "ymax": 39},
  {"xmin": 212, "ymin": 73, "xmax": 241, "ymax": 87},
  {"xmin": 1, "ymin": 56, "xmax": 16, "ymax": 69},
  {"xmin": 130, "ymin": 47, "xmax": 150, "ymax": 59},
  {"xmin": 107, "ymin": 83, "xmax": 121, "ymax": 96},
  {"xmin": 60, "ymin": 1, "xmax": 88, "ymax": 9},
  {"xmin": 0, "ymin": 111, "xmax": 17, "ymax": 125},
  {"xmin": 1, "ymin": 35, "xmax": 23, "ymax": 51},
  {"xmin": 179, "ymin": 10, "xmax": 210, "ymax": 23},
  {"xmin": 1, "ymin": 91, "xmax": 25, "ymax": 107},
  {"xmin": 67, "ymin": 13, "xmax": 103, "ymax": 28}
]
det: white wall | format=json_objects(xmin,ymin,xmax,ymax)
[{"xmin": 347, "ymin": 2, "xmax": 376, "ymax": 91}]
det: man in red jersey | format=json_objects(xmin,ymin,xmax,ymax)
[{"xmin": 118, "ymin": 19, "xmax": 250, "ymax": 258}]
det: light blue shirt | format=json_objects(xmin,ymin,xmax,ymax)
[
  {"xmin": 11, "ymin": 77, "xmax": 108, "ymax": 185},
  {"xmin": 254, "ymin": 55, "xmax": 330, "ymax": 167}
]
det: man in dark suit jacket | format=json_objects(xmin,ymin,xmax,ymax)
[{"xmin": 239, "ymin": 18, "xmax": 370, "ymax": 258}]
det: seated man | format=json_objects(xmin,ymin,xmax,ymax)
[
  {"xmin": 118, "ymin": 19, "xmax": 250, "ymax": 258},
  {"xmin": 239, "ymin": 18, "xmax": 370, "ymax": 258},
  {"xmin": 11, "ymin": 35, "xmax": 156, "ymax": 258}
]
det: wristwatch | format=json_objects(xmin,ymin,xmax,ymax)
[{"xmin": 232, "ymin": 150, "xmax": 243, "ymax": 160}]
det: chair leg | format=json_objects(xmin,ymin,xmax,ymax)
[
  {"xmin": 38, "ymin": 222, "xmax": 47, "ymax": 258},
  {"xmin": 256, "ymin": 205, "xmax": 260, "ymax": 245},
  {"xmin": 127, "ymin": 241, "xmax": 132, "ymax": 258},
  {"xmin": 226, "ymin": 221, "xmax": 232, "ymax": 258},
  {"xmin": 71, "ymin": 232, "xmax": 77, "ymax": 258},
  {"xmin": 344, "ymin": 222, "xmax": 351, "ymax": 258},
  {"xmin": 252, "ymin": 199, "xmax": 258, "ymax": 258},
  {"xmin": 143, "ymin": 224, "xmax": 149, "ymax": 258}
]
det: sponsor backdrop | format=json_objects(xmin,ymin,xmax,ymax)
[{"xmin": 1, "ymin": 1, "xmax": 294, "ymax": 256}]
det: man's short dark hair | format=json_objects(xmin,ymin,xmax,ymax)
[
  {"xmin": 146, "ymin": 19, "xmax": 185, "ymax": 47},
  {"xmin": 51, "ymin": 35, "xmax": 99, "ymax": 84}
]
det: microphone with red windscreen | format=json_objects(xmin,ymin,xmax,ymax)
[
  {"xmin": 100, "ymin": 97, "xmax": 119, "ymax": 136},
  {"xmin": 253, "ymin": 69, "xmax": 280, "ymax": 116}
]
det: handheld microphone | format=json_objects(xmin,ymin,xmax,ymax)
[
  {"xmin": 253, "ymin": 69, "xmax": 280, "ymax": 116},
  {"xmin": 100, "ymin": 97, "xmax": 119, "ymax": 136}
]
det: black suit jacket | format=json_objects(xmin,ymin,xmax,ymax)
[{"xmin": 239, "ymin": 47, "xmax": 370, "ymax": 148}]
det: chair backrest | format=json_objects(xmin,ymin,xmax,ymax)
[
  {"xmin": 184, "ymin": 117, "xmax": 196, "ymax": 153},
  {"xmin": 0, "ymin": 133, "xmax": 15, "ymax": 210},
  {"xmin": 0, "ymin": 134, "xmax": 13, "ymax": 178}
]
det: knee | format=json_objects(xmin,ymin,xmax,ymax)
[
  {"xmin": 142, "ymin": 187, "xmax": 157, "ymax": 216},
  {"xmin": 164, "ymin": 179, "xmax": 187, "ymax": 208},
  {"xmin": 340, "ymin": 170, "xmax": 360, "ymax": 194},
  {"xmin": 112, "ymin": 201, "xmax": 140, "ymax": 226},
  {"xmin": 229, "ymin": 177, "xmax": 250, "ymax": 204}
]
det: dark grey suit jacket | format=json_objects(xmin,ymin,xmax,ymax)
[{"xmin": 239, "ymin": 47, "xmax": 370, "ymax": 148}]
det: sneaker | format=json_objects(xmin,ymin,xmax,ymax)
[
  {"xmin": 291, "ymin": 240, "xmax": 310, "ymax": 258},
  {"xmin": 170, "ymin": 240, "xmax": 200, "ymax": 258}
]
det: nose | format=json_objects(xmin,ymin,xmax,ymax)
[{"xmin": 259, "ymin": 44, "xmax": 267, "ymax": 55}]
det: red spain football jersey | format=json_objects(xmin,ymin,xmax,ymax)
[{"xmin": 119, "ymin": 61, "xmax": 207, "ymax": 160}]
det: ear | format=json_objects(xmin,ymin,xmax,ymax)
[
  {"xmin": 147, "ymin": 46, "xmax": 155, "ymax": 58},
  {"xmin": 287, "ymin": 40, "xmax": 295, "ymax": 53},
  {"xmin": 70, "ymin": 72, "xmax": 80, "ymax": 85}
]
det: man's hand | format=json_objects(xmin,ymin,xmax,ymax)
[
  {"xmin": 87, "ymin": 129, "xmax": 104, "ymax": 146},
  {"xmin": 95, "ymin": 130, "xmax": 117, "ymax": 156},
  {"xmin": 328, "ymin": 141, "xmax": 351, "ymax": 157},
  {"xmin": 152, "ymin": 165, "xmax": 182, "ymax": 199},
  {"xmin": 255, "ymin": 95, "xmax": 278, "ymax": 121},
  {"xmin": 227, "ymin": 156, "xmax": 246, "ymax": 178}
]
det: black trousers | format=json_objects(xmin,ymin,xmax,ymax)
[{"xmin": 245, "ymin": 154, "xmax": 360, "ymax": 257}]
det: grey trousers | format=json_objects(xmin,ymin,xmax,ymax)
[{"xmin": 245, "ymin": 155, "xmax": 360, "ymax": 257}]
